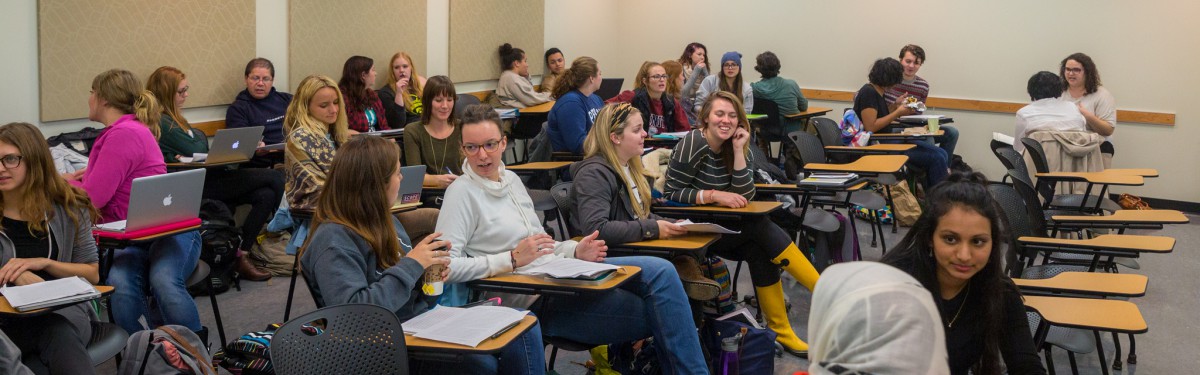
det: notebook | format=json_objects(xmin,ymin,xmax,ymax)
[
  {"xmin": 0, "ymin": 277, "xmax": 99, "ymax": 312},
  {"xmin": 94, "ymin": 169, "xmax": 205, "ymax": 233},
  {"xmin": 179, "ymin": 126, "xmax": 263, "ymax": 164},
  {"xmin": 398, "ymin": 166, "xmax": 427, "ymax": 204}
]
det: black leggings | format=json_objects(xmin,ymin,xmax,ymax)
[
  {"xmin": 4, "ymin": 313, "xmax": 95, "ymax": 375},
  {"xmin": 707, "ymin": 215, "xmax": 792, "ymax": 287},
  {"xmin": 203, "ymin": 167, "xmax": 285, "ymax": 251}
]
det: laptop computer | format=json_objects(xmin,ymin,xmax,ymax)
[
  {"xmin": 183, "ymin": 126, "xmax": 263, "ymax": 164},
  {"xmin": 596, "ymin": 78, "xmax": 624, "ymax": 101},
  {"xmin": 398, "ymin": 166, "xmax": 426, "ymax": 204},
  {"xmin": 95, "ymin": 169, "xmax": 206, "ymax": 233}
]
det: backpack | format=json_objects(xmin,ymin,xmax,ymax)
[
  {"xmin": 702, "ymin": 317, "xmax": 776, "ymax": 375},
  {"xmin": 838, "ymin": 109, "xmax": 871, "ymax": 147},
  {"xmin": 213, "ymin": 323, "xmax": 282, "ymax": 375},
  {"xmin": 118, "ymin": 325, "xmax": 216, "ymax": 375},
  {"xmin": 698, "ymin": 256, "xmax": 736, "ymax": 315},
  {"xmin": 46, "ymin": 127, "xmax": 104, "ymax": 156},
  {"xmin": 189, "ymin": 200, "xmax": 242, "ymax": 296},
  {"xmin": 811, "ymin": 210, "xmax": 860, "ymax": 272}
]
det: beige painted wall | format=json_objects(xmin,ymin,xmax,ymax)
[
  {"xmin": 288, "ymin": 0, "xmax": 426, "ymax": 93},
  {"xmin": 449, "ymin": 0, "xmax": 543, "ymax": 82}
]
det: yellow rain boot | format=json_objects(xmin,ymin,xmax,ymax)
[
  {"xmin": 755, "ymin": 281, "xmax": 808, "ymax": 357},
  {"xmin": 772, "ymin": 243, "xmax": 820, "ymax": 291}
]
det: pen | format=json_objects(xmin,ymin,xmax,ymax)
[
  {"xmin": 445, "ymin": 167, "xmax": 454, "ymax": 175},
  {"xmin": 490, "ymin": 320, "xmax": 521, "ymax": 339}
]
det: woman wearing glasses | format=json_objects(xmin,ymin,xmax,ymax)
[
  {"xmin": 226, "ymin": 58, "xmax": 291, "ymax": 168},
  {"xmin": 437, "ymin": 105, "xmax": 707, "ymax": 374},
  {"xmin": 1059, "ymin": 53, "xmax": 1115, "ymax": 138},
  {"xmin": 605, "ymin": 61, "xmax": 688, "ymax": 136},
  {"xmin": 693, "ymin": 51, "xmax": 754, "ymax": 114}
]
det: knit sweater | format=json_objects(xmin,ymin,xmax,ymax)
[
  {"xmin": 497, "ymin": 70, "xmax": 552, "ymax": 108},
  {"xmin": 884, "ymin": 76, "xmax": 931, "ymax": 104},
  {"xmin": 71, "ymin": 114, "xmax": 166, "ymax": 223},
  {"xmin": 435, "ymin": 160, "xmax": 578, "ymax": 283},
  {"xmin": 284, "ymin": 126, "xmax": 337, "ymax": 210},
  {"xmin": 157, "ymin": 116, "xmax": 208, "ymax": 163},
  {"xmin": 662, "ymin": 129, "xmax": 756, "ymax": 204}
]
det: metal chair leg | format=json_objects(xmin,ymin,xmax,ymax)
[
  {"xmin": 883, "ymin": 185, "xmax": 898, "ymax": 233},
  {"xmin": 1067, "ymin": 351, "xmax": 1079, "ymax": 375},
  {"xmin": 1127, "ymin": 333, "xmax": 1137, "ymax": 364},
  {"xmin": 205, "ymin": 275, "xmax": 227, "ymax": 347},
  {"xmin": 547, "ymin": 346, "xmax": 560, "ymax": 371},
  {"xmin": 284, "ymin": 254, "xmax": 301, "ymax": 322},
  {"xmin": 1094, "ymin": 331, "xmax": 1110, "ymax": 375},
  {"xmin": 1111, "ymin": 331, "xmax": 1123, "ymax": 370},
  {"xmin": 1044, "ymin": 347, "xmax": 1057, "ymax": 375}
]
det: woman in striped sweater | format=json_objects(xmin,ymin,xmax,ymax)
[{"xmin": 663, "ymin": 91, "xmax": 821, "ymax": 357}]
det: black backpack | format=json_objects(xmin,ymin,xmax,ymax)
[
  {"xmin": 189, "ymin": 200, "xmax": 241, "ymax": 296},
  {"xmin": 46, "ymin": 127, "xmax": 104, "ymax": 156}
]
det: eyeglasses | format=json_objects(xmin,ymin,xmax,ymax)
[
  {"xmin": 462, "ymin": 139, "xmax": 503, "ymax": 154},
  {"xmin": 722, "ymin": 63, "xmax": 739, "ymax": 69},
  {"xmin": 0, "ymin": 155, "xmax": 22, "ymax": 169},
  {"xmin": 249, "ymin": 76, "xmax": 274, "ymax": 83},
  {"xmin": 1064, "ymin": 67, "xmax": 1084, "ymax": 74},
  {"xmin": 177, "ymin": 86, "xmax": 190, "ymax": 95},
  {"xmin": 648, "ymin": 74, "xmax": 669, "ymax": 80}
]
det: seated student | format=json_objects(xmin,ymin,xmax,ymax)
[
  {"xmin": 0, "ymin": 123, "xmax": 101, "ymax": 375},
  {"xmin": 568, "ymin": 103, "xmax": 719, "ymax": 300},
  {"xmin": 64, "ymin": 69, "xmax": 203, "ymax": 337},
  {"xmin": 496, "ymin": 43, "xmax": 552, "ymax": 108},
  {"xmin": 605, "ymin": 61, "xmax": 688, "ymax": 136},
  {"xmin": 884, "ymin": 44, "xmax": 960, "ymax": 158},
  {"xmin": 377, "ymin": 51, "xmax": 426, "ymax": 129},
  {"xmin": 300, "ymin": 135, "xmax": 544, "ymax": 375},
  {"xmin": 148, "ymin": 66, "xmax": 282, "ymax": 281},
  {"xmin": 854, "ymin": 58, "xmax": 948, "ymax": 187},
  {"xmin": 750, "ymin": 51, "xmax": 809, "ymax": 134},
  {"xmin": 662, "ymin": 60, "xmax": 687, "ymax": 105},
  {"xmin": 1014, "ymin": 71, "xmax": 1086, "ymax": 152},
  {"xmin": 539, "ymin": 47, "xmax": 566, "ymax": 95},
  {"xmin": 403, "ymin": 76, "xmax": 461, "ymax": 188},
  {"xmin": 807, "ymin": 262, "xmax": 949, "ymax": 375},
  {"xmin": 226, "ymin": 58, "xmax": 291, "ymax": 167},
  {"xmin": 437, "ymin": 105, "xmax": 707, "ymax": 374},
  {"xmin": 547, "ymin": 57, "xmax": 605, "ymax": 155},
  {"xmin": 662, "ymin": 91, "xmax": 821, "ymax": 356},
  {"xmin": 678, "ymin": 42, "xmax": 710, "ymax": 126},
  {"xmin": 880, "ymin": 172, "xmax": 1046, "ymax": 375},
  {"xmin": 339, "ymin": 56, "xmax": 389, "ymax": 133},
  {"xmin": 694, "ymin": 51, "xmax": 754, "ymax": 114},
  {"xmin": 1059, "ymin": 52, "xmax": 1116, "ymax": 139}
]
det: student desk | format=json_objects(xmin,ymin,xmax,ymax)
[
  {"xmin": 0, "ymin": 286, "xmax": 114, "ymax": 318},
  {"xmin": 644, "ymin": 136, "xmax": 681, "ymax": 149},
  {"xmin": 785, "ymin": 106, "xmax": 833, "ymax": 120},
  {"xmin": 1014, "ymin": 272, "xmax": 1148, "ymax": 298},
  {"xmin": 165, "ymin": 159, "xmax": 246, "ymax": 170},
  {"xmin": 804, "ymin": 155, "xmax": 908, "ymax": 177},
  {"xmin": 467, "ymin": 266, "xmax": 642, "ymax": 297},
  {"xmin": 609, "ymin": 233, "xmax": 721, "ymax": 258},
  {"xmin": 1103, "ymin": 168, "xmax": 1158, "ymax": 177},
  {"xmin": 94, "ymin": 219, "xmax": 203, "ymax": 283},
  {"xmin": 652, "ymin": 201, "xmax": 781, "ymax": 222},
  {"xmin": 823, "ymin": 143, "xmax": 914, "ymax": 155},
  {"xmin": 1021, "ymin": 233, "xmax": 1174, "ymax": 271},
  {"xmin": 508, "ymin": 161, "xmax": 572, "ymax": 174},
  {"xmin": 869, "ymin": 130, "xmax": 945, "ymax": 143},
  {"xmin": 1036, "ymin": 171, "xmax": 1148, "ymax": 212},
  {"xmin": 1050, "ymin": 209, "xmax": 1189, "ymax": 233},
  {"xmin": 357, "ymin": 128, "xmax": 406, "ymax": 140},
  {"xmin": 520, "ymin": 101, "xmax": 555, "ymax": 115},
  {"xmin": 405, "ymin": 315, "xmax": 539, "ymax": 361},
  {"xmin": 1024, "ymin": 294, "xmax": 1147, "ymax": 373}
]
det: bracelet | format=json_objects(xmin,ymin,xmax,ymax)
[
  {"xmin": 510, "ymin": 251, "xmax": 518, "ymax": 270},
  {"xmin": 698, "ymin": 190, "xmax": 706, "ymax": 204}
]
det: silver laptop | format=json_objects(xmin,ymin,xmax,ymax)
[
  {"xmin": 398, "ymin": 166, "xmax": 426, "ymax": 204},
  {"xmin": 201, "ymin": 126, "xmax": 263, "ymax": 164},
  {"xmin": 95, "ymin": 169, "xmax": 206, "ymax": 232}
]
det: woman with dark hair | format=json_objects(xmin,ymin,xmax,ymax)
[
  {"xmin": 605, "ymin": 61, "xmax": 688, "ymax": 135},
  {"xmin": 300, "ymin": 135, "xmax": 545, "ymax": 375},
  {"xmin": 750, "ymin": 51, "xmax": 809, "ymax": 134},
  {"xmin": 854, "ymin": 57, "xmax": 948, "ymax": 187},
  {"xmin": 663, "ymin": 91, "xmax": 821, "ymax": 357},
  {"xmin": 338, "ymin": 55, "xmax": 389, "ymax": 133},
  {"xmin": 678, "ymin": 42, "xmax": 709, "ymax": 126},
  {"xmin": 1059, "ymin": 53, "xmax": 1115, "ymax": 137},
  {"xmin": 496, "ymin": 43, "xmax": 552, "ymax": 108},
  {"xmin": 539, "ymin": 47, "xmax": 566, "ymax": 95},
  {"xmin": 547, "ymin": 57, "xmax": 605, "ymax": 154},
  {"xmin": 148, "ymin": 66, "xmax": 283, "ymax": 281},
  {"xmin": 1014, "ymin": 71, "xmax": 1086, "ymax": 152},
  {"xmin": 226, "ymin": 57, "xmax": 291, "ymax": 167},
  {"xmin": 403, "ymin": 75, "xmax": 461, "ymax": 188},
  {"xmin": 693, "ymin": 51, "xmax": 754, "ymax": 114},
  {"xmin": 377, "ymin": 51, "xmax": 427, "ymax": 129},
  {"xmin": 880, "ymin": 171, "xmax": 1046, "ymax": 375}
]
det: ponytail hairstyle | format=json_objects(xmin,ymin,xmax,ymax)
[
  {"xmin": 498, "ymin": 43, "xmax": 525, "ymax": 72},
  {"xmin": 0, "ymin": 122, "xmax": 99, "ymax": 234},
  {"xmin": 385, "ymin": 51, "xmax": 424, "ymax": 110},
  {"xmin": 91, "ymin": 69, "xmax": 162, "ymax": 138},
  {"xmin": 285, "ymin": 75, "xmax": 350, "ymax": 145},
  {"xmin": 677, "ymin": 42, "xmax": 709, "ymax": 69},
  {"xmin": 551, "ymin": 56, "xmax": 600, "ymax": 99},
  {"xmin": 880, "ymin": 170, "xmax": 1015, "ymax": 375},
  {"xmin": 697, "ymin": 91, "xmax": 751, "ymax": 174},
  {"xmin": 583, "ymin": 103, "xmax": 652, "ymax": 218},
  {"xmin": 338, "ymin": 55, "xmax": 375, "ymax": 111},
  {"xmin": 661, "ymin": 60, "xmax": 684, "ymax": 99},
  {"xmin": 302, "ymin": 135, "xmax": 403, "ymax": 269},
  {"xmin": 146, "ymin": 66, "xmax": 191, "ymax": 132}
]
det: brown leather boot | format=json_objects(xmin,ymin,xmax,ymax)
[
  {"xmin": 237, "ymin": 254, "xmax": 272, "ymax": 281},
  {"xmin": 672, "ymin": 255, "xmax": 721, "ymax": 301}
]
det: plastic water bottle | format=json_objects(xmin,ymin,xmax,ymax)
[{"xmin": 718, "ymin": 335, "xmax": 741, "ymax": 375}]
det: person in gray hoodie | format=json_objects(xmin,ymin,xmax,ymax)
[
  {"xmin": 299, "ymin": 135, "xmax": 545, "ymax": 375},
  {"xmin": 0, "ymin": 122, "xmax": 100, "ymax": 375}
]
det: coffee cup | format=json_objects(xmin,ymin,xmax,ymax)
[{"xmin": 927, "ymin": 117, "xmax": 940, "ymax": 134}]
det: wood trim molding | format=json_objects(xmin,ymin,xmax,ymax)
[
  {"xmin": 800, "ymin": 89, "xmax": 1174, "ymax": 126},
  {"xmin": 193, "ymin": 120, "xmax": 226, "ymax": 137}
]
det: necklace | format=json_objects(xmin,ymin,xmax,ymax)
[
  {"xmin": 426, "ymin": 124, "xmax": 452, "ymax": 173},
  {"xmin": 946, "ymin": 280, "xmax": 970, "ymax": 328}
]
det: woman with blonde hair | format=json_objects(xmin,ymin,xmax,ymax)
[
  {"xmin": 148, "ymin": 66, "xmax": 282, "ymax": 281},
  {"xmin": 605, "ymin": 61, "xmax": 688, "ymax": 135},
  {"xmin": 663, "ymin": 91, "xmax": 820, "ymax": 357},
  {"xmin": 284, "ymin": 75, "xmax": 350, "ymax": 211},
  {"xmin": 378, "ymin": 51, "xmax": 427, "ymax": 129},
  {"xmin": 0, "ymin": 122, "xmax": 101, "ymax": 375}
]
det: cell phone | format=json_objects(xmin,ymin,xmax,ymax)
[{"xmin": 461, "ymin": 297, "xmax": 502, "ymax": 308}]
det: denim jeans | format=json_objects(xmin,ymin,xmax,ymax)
[
  {"xmin": 108, "ymin": 231, "xmax": 202, "ymax": 333},
  {"xmin": 929, "ymin": 124, "xmax": 959, "ymax": 156},
  {"xmin": 903, "ymin": 140, "xmax": 950, "ymax": 187},
  {"xmin": 538, "ymin": 256, "xmax": 707, "ymax": 375},
  {"xmin": 413, "ymin": 318, "xmax": 546, "ymax": 375}
]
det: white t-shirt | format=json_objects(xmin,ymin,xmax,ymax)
[{"xmin": 1014, "ymin": 98, "xmax": 1086, "ymax": 152}]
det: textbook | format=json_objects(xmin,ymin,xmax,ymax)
[
  {"xmin": 677, "ymin": 219, "xmax": 740, "ymax": 234},
  {"xmin": 518, "ymin": 257, "xmax": 620, "ymax": 279},
  {"xmin": 1, "ymin": 276, "xmax": 100, "ymax": 312},
  {"xmin": 495, "ymin": 108, "xmax": 519, "ymax": 120},
  {"xmin": 800, "ymin": 173, "xmax": 860, "ymax": 186},
  {"xmin": 404, "ymin": 305, "xmax": 527, "ymax": 347},
  {"xmin": 716, "ymin": 307, "xmax": 763, "ymax": 329}
]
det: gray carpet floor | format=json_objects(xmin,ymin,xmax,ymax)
[{"xmin": 96, "ymin": 212, "xmax": 1199, "ymax": 374}]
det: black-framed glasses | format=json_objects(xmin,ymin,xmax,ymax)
[
  {"xmin": 0, "ymin": 155, "xmax": 22, "ymax": 169},
  {"xmin": 462, "ymin": 140, "xmax": 502, "ymax": 154},
  {"xmin": 648, "ymin": 74, "xmax": 669, "ymax": 80}
]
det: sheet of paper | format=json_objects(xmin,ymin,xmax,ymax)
[
  {"xmin": 177, "ymin": 153, "xmax": 207, "ymax": 163},
  {"xmin": 899, "ymin": 114, "xmax": 946, "ymax": 120},
  {"xmin": 993, "ymin": 132, "xmax": 1015, "ymax": 145},
  {"xmin": 95, "ymin": 220, "xmax": 127, "ymax": 232},
  {"xmin": 412, "ymin": 306, "xmax": 526, "ymax": 347},
  {"xmin": 677, "ymin": 219, "xmax": 741, "ymax": 234},
  {"xmin": 1, "ymin": 277, "xmax": 98, "ymax": 311},
  {"xmin": 517, "ymin": 258, "xmax": 620, "ymax": 278},
  {"xmin": 660, "ymin": 131, "xmax": 690, "ymax": 138}
]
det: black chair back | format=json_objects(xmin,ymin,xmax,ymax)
[
  {"xmin": 1007, "ymin": 170, "xmax": 1050, "ymax": 234},
  {"xmin": 988, "ymin": 182, "xmax": 1039, "ymax": 276},
  {"xmin": 596, "ymin": 78, "xmax": 624, "ymax": 101},
  {"xmin": 551, "ymin": 182, "xmax": 579, "ymax": 237},
  {"xmin": 1020, "ymin": 138, "xmax": 1051, "ymax": 174},
  {"xmin": 454, "ymin": 93, "xmax": 483, "ymax": 118},
  {"xmin": 751, "ymin": 96, "xmax": 784, "ymax": 142},
  {"xmin": 995, "ymin": 147, "xmax": 1030, "ymax": 180},
  {"xmin": 786, "ymin": 131, "xmax": 828, "ymax": 171},
  {"xmin": 811, "ymin": 117, "xmax": 842, "ymax": 147},
  {"xmin": 273, "ymin": 304, "xmax": 409, "ymax": 375}
]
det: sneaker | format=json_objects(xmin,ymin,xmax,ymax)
[{"xmin": 672, "ymin": 256, "xmax": 721, "ymax": 301}]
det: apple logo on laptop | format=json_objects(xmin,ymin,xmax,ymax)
[
  {"xmin": 232, "ymin": 140, "xmax": 240, "ymax": 149},
  {"xmin": 163, "ymin": 194, "xmax": 173, "ymax": 206}
]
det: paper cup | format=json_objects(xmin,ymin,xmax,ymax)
[
  {"xmin": 422, "ymin": 264, "xmax": 445, "ymax": 296},
  {"xmin": 927, "ymin": 117, "xmax": 940, "ymax": 134}
]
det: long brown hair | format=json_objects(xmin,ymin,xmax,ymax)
[
  {"xmin": 661, "ymin": 60, "xmax": 684, "ymax": 99},
  {"xmin": 146, "ymin": 66, "xmax": 191, "ymax": 131},
  {"xmin": 697, "ymin": 91, "xmax": 751, "ymax": 174},
  {"xmin": 677, "ymin": 42, "xmax": 709, "ymax": 69},
  {"xmin": 718, "ymin": 62, "xmax": 745, "ymax": 102},
  {"xmin": 338, "ymin": 55, "xmax": 375, "ymax": 111},
  {"xmin": 0, "ymin": 123, "xmax": 98, "ymax": 233},
  {"xmin": 302, "ymin": 136, "xmax": 403, "ymax": 269},
  {"xmin": 419, "ymin": 75, "xmax": 457, "ymax": 126},
  {"xmin": 552, "ymin": 57, "xmax": 599, "ymax": 99},
  {"xmin": 583, "ymin": 103, "xmax": 652, "ymax": 218},
  {"xmin": 91, "ymin": 69, "xmax": 161, "ymax": 138}
]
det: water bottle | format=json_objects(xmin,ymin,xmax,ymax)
[{"xmin": 718, "ymin": 335, "xmax": 741, "ymax": 375}]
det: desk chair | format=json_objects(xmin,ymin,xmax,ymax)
[
  {"xmin": 188, "ymin": 261, "xmax": 227, "ymax": 347},
  {"xmin": 454, "ymin": 94, "xmax": 482, "ymax": 118},
  {"xmin": 88, "ymin": 321, "xmax": 129, "ymax": 367},
  {"xmin": 1020, "ymin": 138, "xmax": 1121, "ymax": 213},
  {"xmin": 787, "ymin": 131, "xmax": 891, "ymax": 249},
  {"xmin": 750, "ymin": 96, "xmax": 787, "ymax": 163},
  {"xmin": 272, "ymin": 304, "xmax": 409, "ymax": 375}
]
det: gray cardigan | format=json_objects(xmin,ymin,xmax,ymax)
[
  {"xmin": 300, "ymin": 217, "xmax": 435, "ymax": 321},
  {"xmin": 0, "ymin": 204, "xmax": 99, "ymax": 339},
  {"xmin": 693, "ymin": 74, "xmax": 755, "ymax": 114},
  {"xmin": 568, "ymin": 156, "xmax": 670, "ymax": 244}
]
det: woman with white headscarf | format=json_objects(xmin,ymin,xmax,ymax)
[{"xmin": 808, "ymin": 262, "xmax": 950, "ymax": 375}]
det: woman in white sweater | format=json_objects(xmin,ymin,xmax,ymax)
[{"xmin": 436, "ymin": 104, "xmax": 707, "ymax": 374}]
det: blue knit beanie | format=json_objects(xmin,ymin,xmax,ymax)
[{"xmin": 721, "ymin": 51, "xmax": 742, "ymax": 68}]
